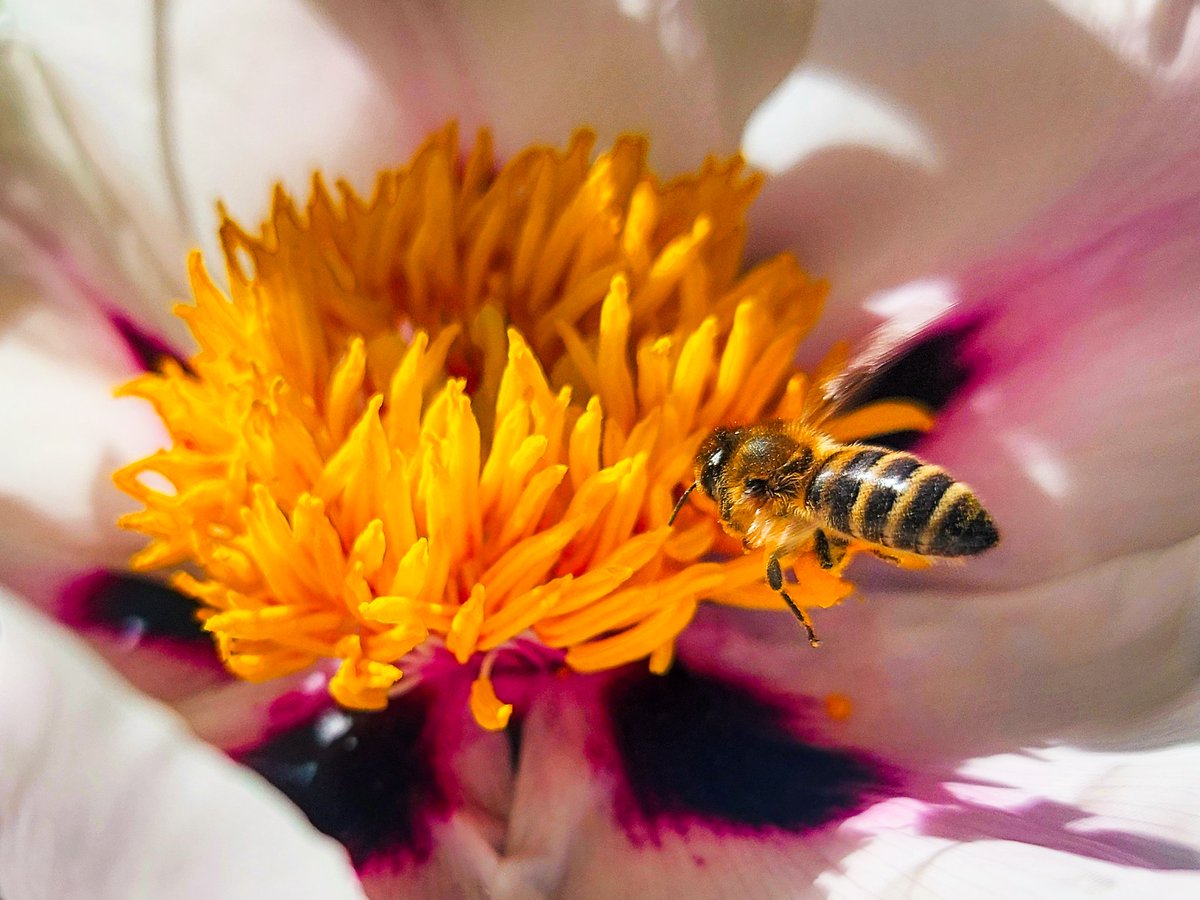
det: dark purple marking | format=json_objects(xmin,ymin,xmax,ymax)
[
  {"xmin": 107, "ymin": 312, "xmax": 191, "ymax": 373},
  {"xmin": 59, "ymin": 569, "xmax": 220, "ymax": 666},
  {"xmin": 851, "ymin": 319, "xmax": 983, "ymax": 450},
  {"xmin": 237, "ymin": 687, "xmax": 453, "ymax": 870},
  {"xmin": 602, "ymin": 664, "xmax": 898, "ymax": 844},
  {"xmin": 505, "ymin": 715, "xmax": 526, "ymax": 773}
]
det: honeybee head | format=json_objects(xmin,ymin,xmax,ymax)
[
  {"xmin": 669, "ymin": 426, "xmax": 740, "ymax": 527},
  {"xmin": 696, "ymin": 427, "xmax": 737, "ymax": 501}
]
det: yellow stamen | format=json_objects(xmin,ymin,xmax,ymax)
[
  {"xmin": 470, "ymin": 670, "xmax": 513, "ymax": 732},
  {"xmin": 116, "ymin": 125, "xmax": 930, "ymax": 728}
]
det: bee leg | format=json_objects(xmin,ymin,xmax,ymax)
[
  {"xmin": 766, "ymin": 555, "xmax": 821, "ymax": 648},
  {"xmin": 814, "ymin": 529, "xmax": 850, "ymax": 570},
  {"xmin": 814, "ymin": 530, "xmax": 834, "ymax": 568}
]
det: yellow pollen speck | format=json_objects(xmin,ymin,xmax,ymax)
[
  {"xmin": 115, "ymin": 124, "xmax": 927, "ymax": 727},
  {"xmin": 825, "ymin": 692, "xmax": 854, "ymax": 721}
]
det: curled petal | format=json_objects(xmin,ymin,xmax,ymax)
[
  {"xmin": 0, "ymin": 39, "xmax": 188, "ymax": 338},
  {"xmin": 6, "ymin": 0, "xmax": 815, "ymax": 278}
]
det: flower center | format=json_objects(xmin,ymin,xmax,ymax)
[{"xmin": 115, "ymin": 125, "xmax": 925, "ymax": 729}]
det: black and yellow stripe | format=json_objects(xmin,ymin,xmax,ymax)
[{"xmin": 805, "ymin": 446, "xmax": 998, "ymax": 557}]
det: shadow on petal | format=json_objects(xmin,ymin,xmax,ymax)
[{"xmin": 920, "ymin": 798, "xmax": 1200, "ymax": 871}]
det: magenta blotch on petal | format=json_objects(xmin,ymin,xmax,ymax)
[{"xmin": 105, "ymin": 312, "xmax": 192, "ymax": 374}]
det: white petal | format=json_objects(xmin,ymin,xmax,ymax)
[
  {"xmin": 953, "ymin": 744, "xmax": 1200, "ymax": 848},
  {"xmin": 164, "ymin": 0, "xmax": 418, "ymax": 268},
  {"xmin": 4, "ymin": 0, "xmax": 400, "ymax": 303},
  {"xmin": 368, "ymin": 0, "xmax": 816, "ymax": 171},
  {"xmin": 0, "ymin": 237, "xmax": 167, "ymax": 604},
  {"xmin": 0, "ymin": 593, "xmax": 363, "ymax": 899}
]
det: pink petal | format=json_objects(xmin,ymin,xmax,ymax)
[
  {"xmin": 358, "ymin": 818, "xmax": 500, "ymax": 900},
  {"xmin": 1048, "ymin": 0, "xmax": 1200, "ymax": 74},
  {"xmin": 684, "ymin": 531, "xmax": 1200, "ymax": 761},
  {"xmin": 860, "ymin": 86, "xmax": 1200, "ymax": 587},
  {"xmin": 914, "ymin": 258, "xmax": 1200, "ymax": 586},
  {"xmin": 742, "ymin": 2, "xmax": 1200, "ymax": 336},
  {"xmin": 226, "ymin": 672, "xmax": 513, "ymax": 897},
  {"xmin": 55, "ymin": 570, "xmax": 231, "ymax": 703},
  {"xmin": 0, "ymin": 593, "xmax": 363, "ymax": 898},
  {"xmin": 492, "ymin": 670, "xmax": 1200, "ymax": 898},
  {"xmin": 0, "ymin": 248, "xmax": 167, "ymax": 604},
  {"xmin": 710, "ymin": 58, "xmax": 1200, "ymax": 816},
  {"xmin": 0, "ymin": 237, "xmax": 224, "ymax": 705},
  {"xmin": 830, "ymin": 742, "xmax": 1200, "ymax": 897},
  {"xmin": 825, "ymin": 833, "xmax": 1200, "ymax": 898}
]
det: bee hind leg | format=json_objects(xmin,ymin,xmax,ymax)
[
  {"xmin": 766, "ymin": 554, "xmax": 821, "ymax": 648},
  {"xmin": 814, "ymin": 529, "xmax": 850, "ymax": 570}
]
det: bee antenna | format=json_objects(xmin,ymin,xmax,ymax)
[{"xmin": 668, "ymin": 482, "xmax": 699, "ymax": 526}]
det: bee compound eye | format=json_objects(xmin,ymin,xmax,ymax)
[{"xmin": 699, "ymin": 450, "xmax": 725, "ymax": 499}]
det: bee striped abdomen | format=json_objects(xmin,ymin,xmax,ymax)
[
  {"xmin": 889, "ymin": 467, "xmax": 955, "ymax": 551},
  {"xmin": 806, "ymin": 447, "xmax": 998, "ymax": 557},
  {"xmin": 858, "ymin": 454, "xmax": 923, "ymax": 542},
  {"xmin": 808, "ymin": 447, "xmax": 889, "ymax": 534}
]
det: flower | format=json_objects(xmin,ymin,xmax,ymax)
[
  {"xmin": 3, "ymin": 2, "xmax": 1200, "ymax": 898},
  {"xmin": 112, "ymin": 124, "xmax": 936, "ymax": 726}
]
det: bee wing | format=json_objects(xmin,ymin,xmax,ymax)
[{"xmin": 808, "ymin": 307, "xmax": 951, "ymax": 426}]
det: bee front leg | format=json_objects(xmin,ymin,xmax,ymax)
[{"xmin": 766, "ymin": 554, "xmax": 821, "ymax": 648}]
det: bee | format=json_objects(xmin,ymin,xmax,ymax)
[{"xmin": 669, "ymin": 331, "xmax": 999, "ymax": 647}]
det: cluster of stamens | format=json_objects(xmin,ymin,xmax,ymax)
[{"xmin": 115, "ymin": 126, "xmax": 922, "ymax": 728}]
